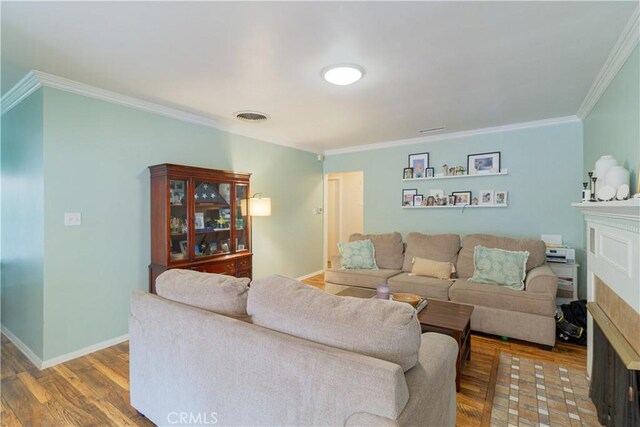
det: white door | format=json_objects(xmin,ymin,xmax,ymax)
[{"xmin": 325, "ymin": 172, "xmax": 364, "ymax": 268}]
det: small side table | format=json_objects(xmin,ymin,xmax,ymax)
[
  {"xmin": 417, "ymin": 299, "xmax": 474, "ymax": 392},
  {"xmin": 548, "ymin": 263, "xmax": 580, "ymax": 305}
]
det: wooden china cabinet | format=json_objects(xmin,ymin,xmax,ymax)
[{"xmin": 148, "ymin": 163, "xmax": 252, "ymax": 293}]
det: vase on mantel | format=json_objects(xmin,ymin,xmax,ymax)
[
  {"xmin": 595, "ymin": 155, "xmax": 618, "ymax": 195},
  {"xmin": 605, "ymin": 166, "xmax": 630, "ymax": 191}
]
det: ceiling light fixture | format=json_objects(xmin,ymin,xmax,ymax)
[{"xmin": 322, "ymin": 64, "xmax": 365, "ymax": 86}]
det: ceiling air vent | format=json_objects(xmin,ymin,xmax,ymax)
[{"xmin": 235, "ymin": 111, "xmax": 270, "ymax": 122}]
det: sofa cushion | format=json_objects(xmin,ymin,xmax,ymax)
[
  {"xmin": 248, "ymin": 275, "xmax": 421, "ymax": 372},
  {"xmin": 411, "ymin": 257, "xmax": 455, "ymax": 280},
  {"xmin": 402, "ymin": 233, "xmax": 461, "ymax": 272},
  {"xmin": 325, "ymin": 268, "xmax": 402, "ymax": 288},
  {"xmin": 338, "ymin": 239, "xmax": 378, "ymax": 270},
  {"xmin": 449, "ymin": 278, "xmax": 556, "ymax": 317},
  {"xmin": 155, "ymin": 269, "xmax": 250, "ymax": 317},
  {"xmin": 470, "ymin": 246, "xmax": 529, "ymax": 291},
  {"xmin": 387, "ymin": 273, "xmax": 453, "ymax": 301},
  {"xmin": 457, "ymin": 234, "xmax": 546, "ymax": 279},
  {"xmin": 349, "ymin": 232, "xmax": 404, "ymax": 269}
]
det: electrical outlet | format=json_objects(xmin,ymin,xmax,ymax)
[
  {"xmin": 313, "ymin": 207, "xmax": 324, "ymax": 215},
  {"xmin": 64, "ymin": 212, "xmax": 82, "ymax": 226}
]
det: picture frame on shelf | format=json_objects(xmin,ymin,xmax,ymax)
[
  {"xmin": 413, "ymin": 195, "xmax": 424, "ymax": 206},
  {"xmin": 448, "ymin": 195, "xmax": 456, "ymax": 205},
  {"xmin": 195, "ymin": 212, "xmax": 205, "ymax": 229},
  {"xmin": 467, "ymin": 152, "xmax": 500, "ymax": 175},
  {"xmin": 426, "ymin": 167, "xmax": 434, "ymax": 178},
  {"xmin": 479, "ymin": 190, "xmax": 495, "ymax": 205},
  {"xmin": 403, "ymin": 189, "xmax": 418, "ymax": 206},
  {"xmin": 495, "ymin": 191, "xmax": 508, "ymax": 205},
  {"xmin": 426, "ymin": 196, "xmax": 436, "ymax": 206},
  {"xmin": 179, "ymin": 240, "xmax": 188, "ymax": 256},
  {"xmin": 403, "ymin": 167, "xmax": 414, "ymax": 179},
  {"xmin": 451, "ymin": 191, "xmax": 472, "ymax": 205},
  {"xmin": 408, "ymin": 152, "xmax": 429, "ymax": 178},
  {"xmin": 170, "ymin": 180, "xmax": 185, "ymax": 205}
]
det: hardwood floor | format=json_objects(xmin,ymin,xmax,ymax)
[
  {"xmin": 1, "ymin": 273, "xmax": 587, "ymax": 427},
  {"xmin": 303, "ymin": 273, "xmax": 588, "ymax": 427}
]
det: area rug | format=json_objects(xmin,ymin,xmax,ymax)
[{"xmin": 488, "ymin": 352, "xmax": 601, "ymax": 426}]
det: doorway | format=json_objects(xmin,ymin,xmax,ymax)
[{"xmin": 324, "ymin": 171, "xmax": 364, "ymax": 268}]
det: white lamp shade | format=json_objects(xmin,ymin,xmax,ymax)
[{"xmin": 250, "ymin": 197, "xmax": 271, "ymax": 216}]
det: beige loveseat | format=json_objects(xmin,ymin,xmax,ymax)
[
  {"xmin": 130, "ymin": 270, "xmax": 458, "ymax": 426},
  {"xmin": 325, "ymin": 232, "xmax": 558, "ymax": 347}
]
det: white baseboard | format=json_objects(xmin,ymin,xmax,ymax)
[
  {"xmin": 1, "ymin": 324, "xmax": 44, "ymax": 368},
  {"xmin": 40, "ymin": 334, "xmax": 129, "ymax": 369},
  {"xmin": 296, "ymin": 270, "xmax": 324, "ymax": 281},
  {"xmin": 1, "ymin": 324, "xmax": 129, "ymax": 370}
]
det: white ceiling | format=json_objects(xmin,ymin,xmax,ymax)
[{"xmin": 1, "ymin": 1, "xmax": 637, "ymax": 154}]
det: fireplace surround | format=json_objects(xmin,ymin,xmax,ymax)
[{"xmin": 573, "ymin": 199, "xmax": 640, "ymax": 426}]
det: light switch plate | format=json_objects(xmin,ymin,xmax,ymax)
[{"xmin": 64, "ymin": 212, "xmax": 81, "ymax": 226}]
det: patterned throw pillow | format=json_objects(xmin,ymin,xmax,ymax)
[
  {"xmin": 338, "ymin": 239, "xmax": 378, "ymax": 270},
  {"xmin": 470, "ymin": 246, "xmax": 529, "ymax": 290}
]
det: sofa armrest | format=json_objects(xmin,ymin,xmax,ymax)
[
  {"xmin": 329, "ymin": 255, "xmax": 342, "ymax": 269},
  {"xmin": 525, "ymin": 264, "xmax": 557, "ymax": 295}
]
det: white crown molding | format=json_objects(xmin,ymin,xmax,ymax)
[
  {"xmin": 0, "ymin": 71, "xmax": 42, "ymax": 114},
  {"xmin": 1, "ymin": 324, "xmax": 44, "ymax": 369},
  {"xmin": 1, "ymin": 70, "xmax": 321, "ymax": 154},
  {"xmin": 324, "ymin": 115, "xmax": 581, "ymax": 156},
  {"xmin": 0, "ymin": 70, "xmax": 222, "ymax": 132},
  {"xmin": 577, "ymin": 5, "xmax": 639, "ymax": 119}
]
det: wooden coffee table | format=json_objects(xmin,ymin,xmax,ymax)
[{"xmin": 417, "ymin": 299, "xmax": 474, "ymax": 392}]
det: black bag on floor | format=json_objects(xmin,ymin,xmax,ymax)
[{"xmin": 556, "ymin": 299, "xmax": 587, "ymax": 346}]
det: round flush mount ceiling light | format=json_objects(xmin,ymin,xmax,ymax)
[{"xmin": 322, "ymin": 64, "xmax": 365, "ymax": 86}]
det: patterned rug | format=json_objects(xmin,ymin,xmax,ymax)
[{"xmin": 489, "ymin": 352, "xmax": 601, "ymax": 426}]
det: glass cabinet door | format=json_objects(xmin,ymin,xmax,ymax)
[
  {"xmin": 235, "ymin": 184, "xmax": 249, "ymax": 252},
  {"xmin": 169, "ymin": 179, "xmax": 188, "ymax": 262},
  {"xmin": 193, "ymin": 180, "xmax": 232, "ymax": 258}
]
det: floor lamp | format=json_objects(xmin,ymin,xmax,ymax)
[{"xmin": 249, "ymin": 194, "xmax": 271, "ymax": 252}]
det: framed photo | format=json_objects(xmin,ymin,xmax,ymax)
[
  {"xmin": 170, "ymin": 180, "xmax": 185, "ymax": 205},
  {"xmin": 448, "ymin": 195, "xmax": 456, "ymax": 206},
  {"xmin": 403, "ymin": 167, "xmax": 414, "ymax": 179},
  {"xmin": 408, "ymin": 152, "xmax": 429, "ymax": 178},
  {"xmin": 195, "ymin": 212, "xmax": 205, "ymax": 229},
  {"xmin": 179, "ymin": 240, "xmax": 188, "ymax": 256},
  {"xmin": 451, "ymin": 191, "xmax": 472, "ymax": 205},
  {"xmin": 402, "ymin": 189, "xmax": 418, "ymax": 206},
  {"xmin": 426, "ymin": 167, "xmax": 434, "ymax": 178},
  {"xmin": 495, "ymin": 191, "xmax": 508, "ymax": 205},
  {"xmin": 467, "ymin": 152, "xmax": 500, "ymax": 175},
  {"xmin": 426, "ymin": 196, "xmax": 436, "ymax": 206},
  {"xmin": 413, "ymin": 195, "xmax": 424, "ymax": 206},
  {"xmin": 429, "ymin": 189, "xmax": 445, "ymax": 199},
  {"xmin": 479, "ymin": 190, "xmax": 495, "ymax": 205}
]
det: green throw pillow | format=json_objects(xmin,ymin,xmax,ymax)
[
  {"xmin": 338, "ymin": 239, "xmax": 378, "ymax": 270},
  {"xmin": 469, "ymin": 246, "xmax": 529, "ymax": 290}
]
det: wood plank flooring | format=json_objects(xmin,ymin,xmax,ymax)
[{"xmin": 1, "ymin": 273, "xmax": 587, "ymax": 427}]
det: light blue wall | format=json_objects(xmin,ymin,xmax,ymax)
[
  {"xmin": 1, "ymin": 89, "xmax": 45, "ymax": 358},
  {"xmin": 583, "ymin": 46, "xmax": 639, "ymax": 189},
  {"xmin": 3, "ymin": 86, "xmax": 323, "ymax": 361},
  {"xmin": 325, "ymin": 121, "xmax": 585, "ymax": 291}
]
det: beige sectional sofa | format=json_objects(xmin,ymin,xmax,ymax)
[
  {"xmin": 325, "ymin": 232, "xmax": 558, "ymax": 347},
  {"xmin": 130, "ymin": 270, "xmax": 458, "ymax": 427}
]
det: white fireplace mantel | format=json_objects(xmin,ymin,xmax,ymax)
[
  {"xmin": 571, "ymin": 198, "xmax": 640, "ymax": 222},
  {"xmin": 573, "ymin": 198, "xmax": 640, "ymax": 375}
]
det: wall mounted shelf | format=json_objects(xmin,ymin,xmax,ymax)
[
  {"xmin": 402, "ymin": 204, "xmax": 508, "ymax": 209},
  {"xmin": 402, "ymin": 170, "xmax": 508, "ymax": 182}
]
